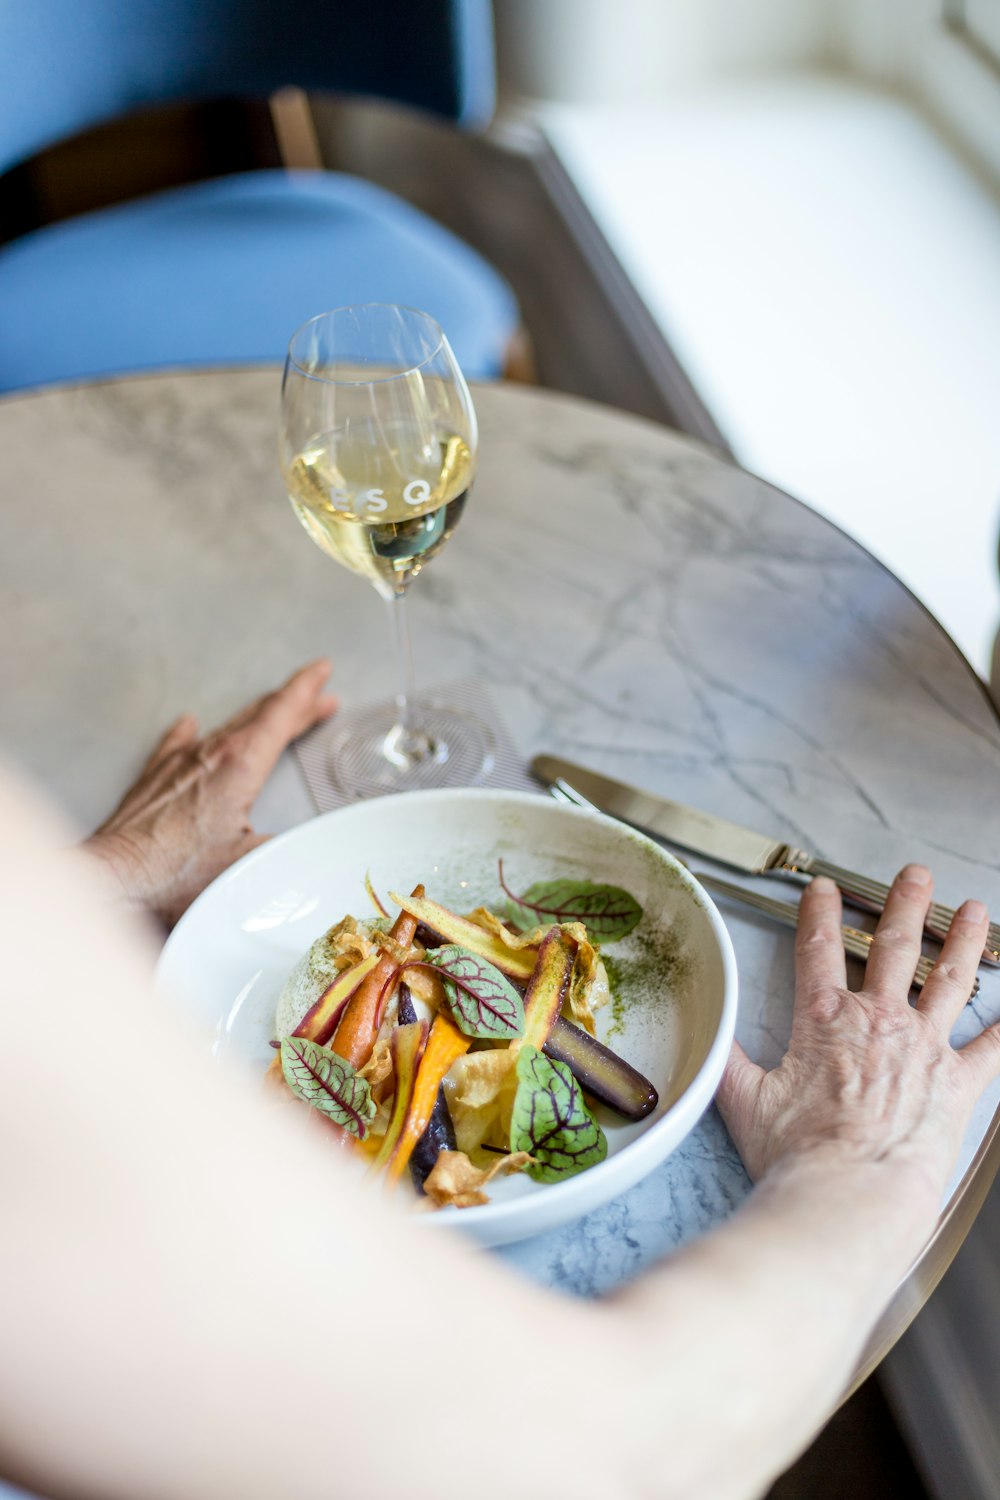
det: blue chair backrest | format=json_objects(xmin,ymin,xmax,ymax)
[{"xmin": 0, "ymin": 0, "xmax": 496, "ymax": 175}]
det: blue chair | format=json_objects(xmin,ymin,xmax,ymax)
[{"xmin": 0, "ymin": 0, "xmax": 519, "ymax": 392}]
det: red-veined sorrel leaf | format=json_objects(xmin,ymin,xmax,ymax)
[
  {"xmin": 423, "ymin": 945, "xmax": 525, "ymax": 1041},
  {"xmin": 499, "ymin": 861, "xmax": 642, "ymax": 941},
  {"xmin": 509, "ymin": 1044, "xmax": 607, "ymax": 1183},
  {"xmin": 280, "ymin": 1036, "xmax": 376, "ymax": 1139}
]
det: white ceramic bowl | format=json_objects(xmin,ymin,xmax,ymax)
[{"xmin": 157, "ymin": 789, "xmax": 738, "ymax": 1246}]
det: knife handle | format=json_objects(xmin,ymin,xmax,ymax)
[
  {"xmin": 780, "ymin": 852, "xmax": 1000, "ymax": 967},
  {"xmin": 840, "ymin": 926, "xmax": 938, "ymax": 991}
]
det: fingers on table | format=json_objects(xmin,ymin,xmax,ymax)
[
  {"xmin": 247, "ymin": 659, "xmax": 338, "ymax": 756},
  {"xmin": 211, "ymin": 660, "xmax": 338, "ymax": 776},
  {"xmin": 918, "ymin": 898, "xmax": 989, "ymax": 1029},
  {"xmin": 715, "ymin": 1039, "xmax": 766, "ymax": 1128},
  {"xmin": 960, "ymin": 1017, "xmax": 1000, "ymax": 1093},
  {"xmin": 863, "ymin": 864, "xmax": 933, "ymax": 997},
  {"xmin": 143, "ymin": 712, "xmax": 200, "ymax": 770},
  {"xmin": 794, "ymin": 876, "xmax": 848, "ymax": 996}
]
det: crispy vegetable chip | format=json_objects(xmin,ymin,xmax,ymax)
[
  {"xmin": 422, "ymin": 1149, "xmax": 534, "ymax": 1209},
  {"xmin": 444, "ymin": 1047, "xmax": 520, "ymax": 1155},
  {"xmin": 327, "ymin": 915, "xmax": 378, "ymax": 969},
  {"xmin": 399, "ymin": 963, "xmax": 446, "ymax": 1009},
  {"xmin": 465, "ymin": 906, "xmax": 539, "ymax": 953},
  {"xmin": 566, "ymin": 935, "xmax": 609, "ymax": 1035},
  {"xmin": 358, "ymin": 1036, "xmax": 393, "ymax": 1090},
  {"xmin": 374, "ymin": 931, "xmax": 419, "ymax": 967},
  {"xmin": 467, "ymin": 908, "xmax": 608, "ymax": 1035}
]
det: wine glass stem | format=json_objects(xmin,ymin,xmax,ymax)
[
  {"xmin": 385, "ymin": 593, "xmax": 434, "ymax": 765},
  {"xmin": 388, "ymin": 591, "xmax": 416, "ymax": 734}
]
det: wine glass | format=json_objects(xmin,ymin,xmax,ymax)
[{"xmin": 280, "ymin": 304, "xmax": 493, "ymax": 797}]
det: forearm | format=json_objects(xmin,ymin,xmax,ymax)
[
  {"xmin": 0, "ymin": 1011, "xmax": 937, "ymax": 1500},
  {"xmin": 601, "ymin": 1149, "xmax": 937, "ymax": 1500},
  {"xmin": 74, "ymin": 833, "xmax": 156, "ymax": 908},
  {"xmin": 0, "ymin": 1111, "xmax": 935, "ymax": 1500},
  {"xmin": 0, "ymin": 787, "xmax": 580, "ymax": 1500},
  {"xmin": 0, "ymin": 776, "xmax": 959, "ymax": 1500}
]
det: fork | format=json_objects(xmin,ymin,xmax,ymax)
[{"xmin": 547, "ymin": 779, "xmax": 977, "ymax": 997}]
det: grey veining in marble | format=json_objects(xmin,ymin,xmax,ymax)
[{"xmin": 2, "ymin": 370, "xmax": 999, "ymax": 1300}]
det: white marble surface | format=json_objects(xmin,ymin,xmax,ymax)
[{"xmin": 2, "ymin": 369, "xmax": 999, "ymax": 1302}]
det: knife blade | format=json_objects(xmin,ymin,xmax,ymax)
[{"xmin": 532, "ymin": 753, "xmax": 1000, "ymax": 966}]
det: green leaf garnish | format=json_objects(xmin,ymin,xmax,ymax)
[
  {"xmin": 280, "ymin": 1036, "xmax": 376, "ymax": 1139},
  {"xmin": 509, "ymin": 1044, "xmax": 608, "ymax": 1182},
  {"xmin": 499, "ymin": 862, "xmax": 642, "ymax": 941},
  {"xmin": 423, "ymin": 946, "xmax": 525, "ymax": 1041}
]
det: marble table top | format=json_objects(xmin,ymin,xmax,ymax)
[{"xmin": 2, "ymin": 369, "xmax": 998, "ymax": 1370}]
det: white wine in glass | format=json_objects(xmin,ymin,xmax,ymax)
[{"xmin": 280, "ymin": 304, "xmax": 492, "ymax": 796}]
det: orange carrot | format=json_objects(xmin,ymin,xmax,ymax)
[
  {"xmin": 331, "ymin": 885, "xmax": 423, "ymax": 1069},
  {"xmin": 385, "ymin": 1012, "xmax": 470, "ymax": 1184}
]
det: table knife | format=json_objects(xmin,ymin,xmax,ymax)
[{"xmin": 532, "ymin": 753, "xmax": 1000, "ymax": 966}]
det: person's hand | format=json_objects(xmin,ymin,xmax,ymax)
[
  {"xmin": 84, "ymin": 659, "xmax": 337, "ymax": 927},
  {"xmin": 717, "ymin": 866, "xmax": 999, "ymax": 1204}
]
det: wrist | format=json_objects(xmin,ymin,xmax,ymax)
[
  {"xmin": 78, "ymin": 836, "xmax": 173, "ymax": 945},
  {"xmin": 755, "ymin": 1144, "xmax": 942, "ymax": 1265},
  {"xmin": 82, "ymin": 831, "xmax": 154, "ymax": 907},
  {"xmin": 766, "ymin": 1135, "xmax": 944, "ymax": 1203}
]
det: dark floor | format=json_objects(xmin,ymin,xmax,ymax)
[{"xmin": 767, "ymin": 1375, "xmax": 929, "ymax": 1500}]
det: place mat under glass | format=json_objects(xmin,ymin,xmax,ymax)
[{"xmin": 293, "ymin": 677, "xmax": 538, "ymax": 810}]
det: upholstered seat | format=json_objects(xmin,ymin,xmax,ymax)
[
  {"xmin": 0, "ymin": 170, "xmax": 518, "ymax": 390},
  {"xmin": 0, "ymin": 0, "xmax": 518, "ymax": 392}
]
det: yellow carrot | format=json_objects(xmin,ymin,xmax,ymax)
[
  {"xmin": 368, "ymin": 1022, "xmax": 428, "ymax": 1174},
  {"xmin": 389, "ymin": 891, "xmax": 537, "ymax": 981},
  {"xmin": 385, "ymin": 1013, "xmax": 470, "ymax": 1184}
]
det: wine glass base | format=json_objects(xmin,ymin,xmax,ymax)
[{"xmin": 327, "ymin": 697, "xmax": 496, "ymax": 799}]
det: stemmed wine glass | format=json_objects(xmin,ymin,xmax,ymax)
[{"xmin": 280, "ymin": 304, "xmax": 493, "ymax": 798}]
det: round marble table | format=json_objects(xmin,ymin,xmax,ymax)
[{"xmin": 3, "ymin": 368, "xmax": 999, "ymax": 1383}]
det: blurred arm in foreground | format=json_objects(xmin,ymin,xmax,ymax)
[{"xmin": 0, "ymin": 675, "xmax": 997, "ymax": 1500}]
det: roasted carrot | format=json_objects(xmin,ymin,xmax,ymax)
[
  {"xmin": 296, "ymin": 951, "xmax": 381, "ymax": 1046},
  {"xmin": 264, "ymin": 950, "xmax": 382, "ymax": 1084},
  {"xmin": 368, "ymin": 1021, "xmax": 428, "ymax": 1174},
  {"xmin": 389, "ymin": 890, "xmax": 536, "ymax": 981},
  {"xmin": 385, "ymin": 1012, "xmax": 471, "ymax": 1185},
  {"xmin": 331, "ymin": 885, "xmax": 423, "ymax": 1069},
  {"xmin": 521, "ymin": 928, "xmax": 577, "ymax": 1050}
]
